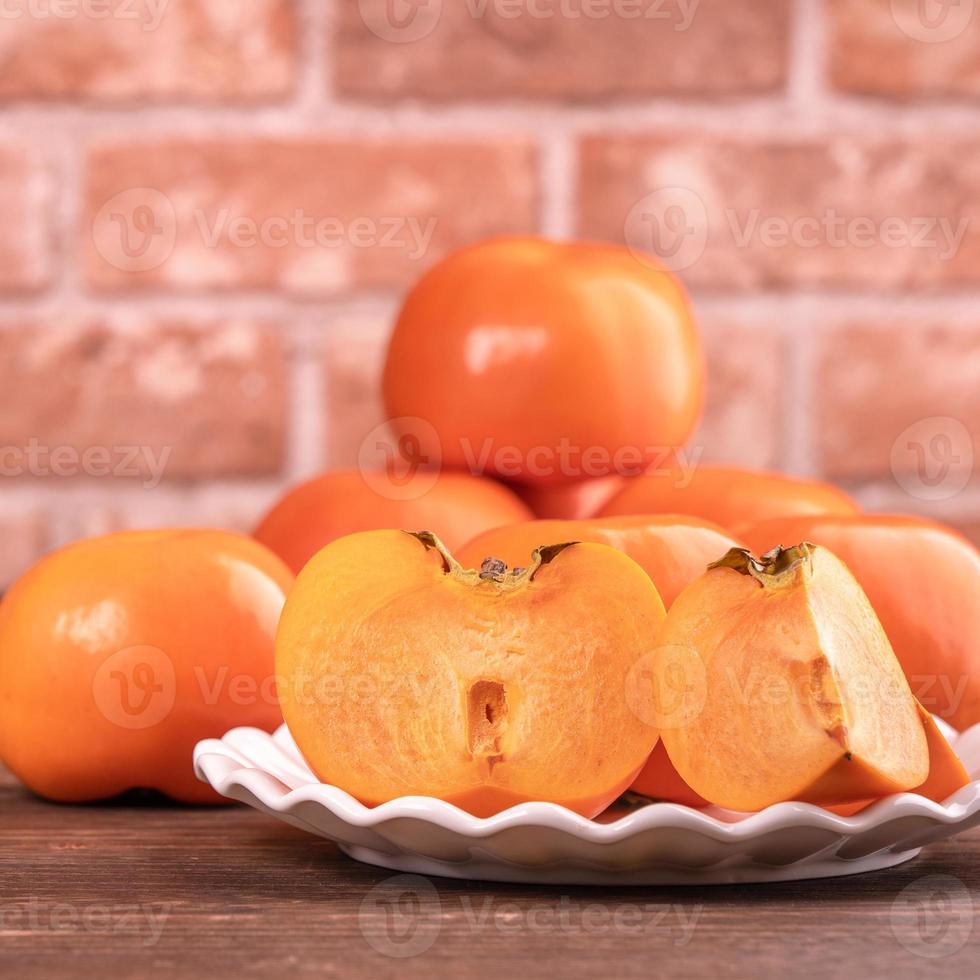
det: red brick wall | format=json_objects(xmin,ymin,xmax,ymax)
[{"xmin": 0, "ymin": 0, "xmax": 978, "ymax": 583}]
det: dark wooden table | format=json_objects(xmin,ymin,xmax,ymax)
[{"xmin": 2, "ymin": 762, "xmax": 978, "ymax": 980}]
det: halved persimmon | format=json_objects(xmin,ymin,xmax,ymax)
[
  {"xmin": 275, "ymin": 529, "xmax": 665, "ymax": 818},
  {"xmin": 653, "ymin": 544, "xmax": 933, "ymax": 812},
  {"xmin": 458, "ymin": 514, "xmax": 741, "ymax": 609},
  {"xmin": 743, "ymin": 515, "xmax": 980, "ymax": 730},
  {"xmin": 599, "ymin": 465, "xmax": 858, "ymax": 535}
]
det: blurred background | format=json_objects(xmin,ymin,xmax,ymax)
[{"xmin": 0, "ymin": 0, "xmax": 977, "ymax": 585}]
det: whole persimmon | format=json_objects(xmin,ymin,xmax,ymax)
[
  {"xmin": 743, "ymin": 515, "xmax": 980, "ymax": 730},
  {"xmin": 599, "ymin": 465, "xmax": 858, "ymax": 535},
  {"xmin": 276, "ymin": 530, "xmax": 665, "ymax": 818},
  {"xmin": 254, "ymin": 469, "xmax": 532, "ymax": 574},
  {"xmin": 382, "ymin": 238, "xmax": 704, "ymax": 486},
  {"xmin": 0, "ymin": 530, "xmax": 293, "ymax": 804},
  {"xmin": 653, "ymin": 544, "xmax": 967, "ymax": 811},
  {"xmin": 515, "ymin": 475, "xmax": 625, "ymax": 520}
]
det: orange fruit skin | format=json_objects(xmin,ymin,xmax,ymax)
[
  {"xmin": 0, "ymin": 530, "xmax": 293, "ymax": 804},
  {"xmin": 599, "ymin": 465, "xmax": 858, "ymax": 535},
  {"xmin": 254, "ymin": 469, "xmax": 532, "ymax": 574},
  {"xmin": 276, "ymin": 530, "xmax": 665, "ymax": 818},
  {"xmin": 458, "ymin": 514, "xmax": 740, "ymax": 610},
  {"xmin": 743, "ymin": 514, "xmax": 980, "ymax": 730},
  {"xmin": 515, "ymin": 476, "xmax": 626, "ymax": 520},
  {"xmin": 631, "ymin": 742, "xmax": 709, "ymax": 807},
  {"xmin": 383, "ymin": 237, "xmax": 704, "ymax": 486}
]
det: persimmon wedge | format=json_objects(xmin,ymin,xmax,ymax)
[
  {"xmin": 599, "ymin": 465, "xmax": 858, "ymax": 535},
  {"xmin": 458, "ymin": 515, "xmax": 741, "ymax": 609},
  {"xmin": 743, "ymin": 515, "xmax": 980, "ymax": 730},
  {"xmin": 654, "ymin": 544, "xmax": 931, "ymax": 812},
  {"xmin": 276, "ymin": 530, "xmax": 665, "ymax": 818}
]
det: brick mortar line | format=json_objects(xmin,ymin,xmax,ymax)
[
  {"xmin": 6, "ymin": 99, "xmax": 980, "ymax": 137},
  {"xmin": 787, "ymin": 0, "xmax": 828, "ymax": 107}
]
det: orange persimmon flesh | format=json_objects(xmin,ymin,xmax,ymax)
[
  {"xmin": 276, "ymin": 529, "xmax": 665, "ymax": 818},
  {"xmin": 654, "ymin": 544, "xmax": 932, "ymax": 812},
  {"xmin": 459, "ymin": 514, "xmax": 742, "ymax": 609}
]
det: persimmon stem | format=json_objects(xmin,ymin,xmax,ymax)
[
  {"xmin": 405, "ymin": 531, "xmax": 580, "ymax": 590},
  {"xmin": 709, "ymin": 543, "xmax": 816, "ymax": 588}
]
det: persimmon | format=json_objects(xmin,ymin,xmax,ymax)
[
  {"xmin": 653, "ymin": 544, "xmax": 933, "ymax": 812},
  {"xmin": 599, "ymin": 465, "xmax": 859, "ymax": 535},
  {"xmin": 254, "ymin": 469, "xmax": 532, "ymax": 574},
  {"xmin": 0, "ymin": 530, "xmax": 293, "ymax": 804},
  {"xmin": 742, "ymin": 515, "xmax": 980, "ymax": 730},
  {"xmin": 275, "ymin": 529, "xmax": 665, "ymax": 818},
  {"xmin": 516, "ymin": 476, "xmax": 626, "ymax": 520},
  {"xmin": 382, "ymin": 237, "xmax": 704, "ymax": 486},
  {"xmin": 458, "ymin": 514, "xmax": 741, "ymax": 609},
  {"xmin": 631, "ymin": 742, "xmax": 709, "ymax": 807}
]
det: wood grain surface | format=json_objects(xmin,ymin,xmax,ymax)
[{"xmin": 1, "ymin": 772, "xmax": 978, "ymax": 980}]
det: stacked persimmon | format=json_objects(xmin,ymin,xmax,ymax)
[{"xmin": 0, "ymin": 236, "xmax": 976, "ymax": 819}]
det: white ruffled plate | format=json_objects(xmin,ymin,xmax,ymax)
[{"xmin": 193, "ymin": 721, "xmax": 980, "ymax": 886}]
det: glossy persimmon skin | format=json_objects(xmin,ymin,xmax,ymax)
[
  {"xmin": 276, "ymin": 530, "xmax": 664, "ymax": 818},
  {"xmin": 383, "ymin": 238, "xmax": 704, "ymax": 486},
  {"xmin": 515, "ymin": 475, "xmax": 625, "ymax": 520},
  {"xmin": 742, "ymin": 515, "xmax": 980, "ymax": 730},
  {"xmin": 458, "ymin": 514, "xmax": 741, "ymax": 609},
  {"xmin": 0, "ymin": 530, "xmax": 293, "ymax": 804},
  {"xmin": 254, "ymin": 469, "xmax": 532, "ymax": 574},
  {"xmin": 599, "ymin": 465, "xmax": 858, "ymax": 535}
]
